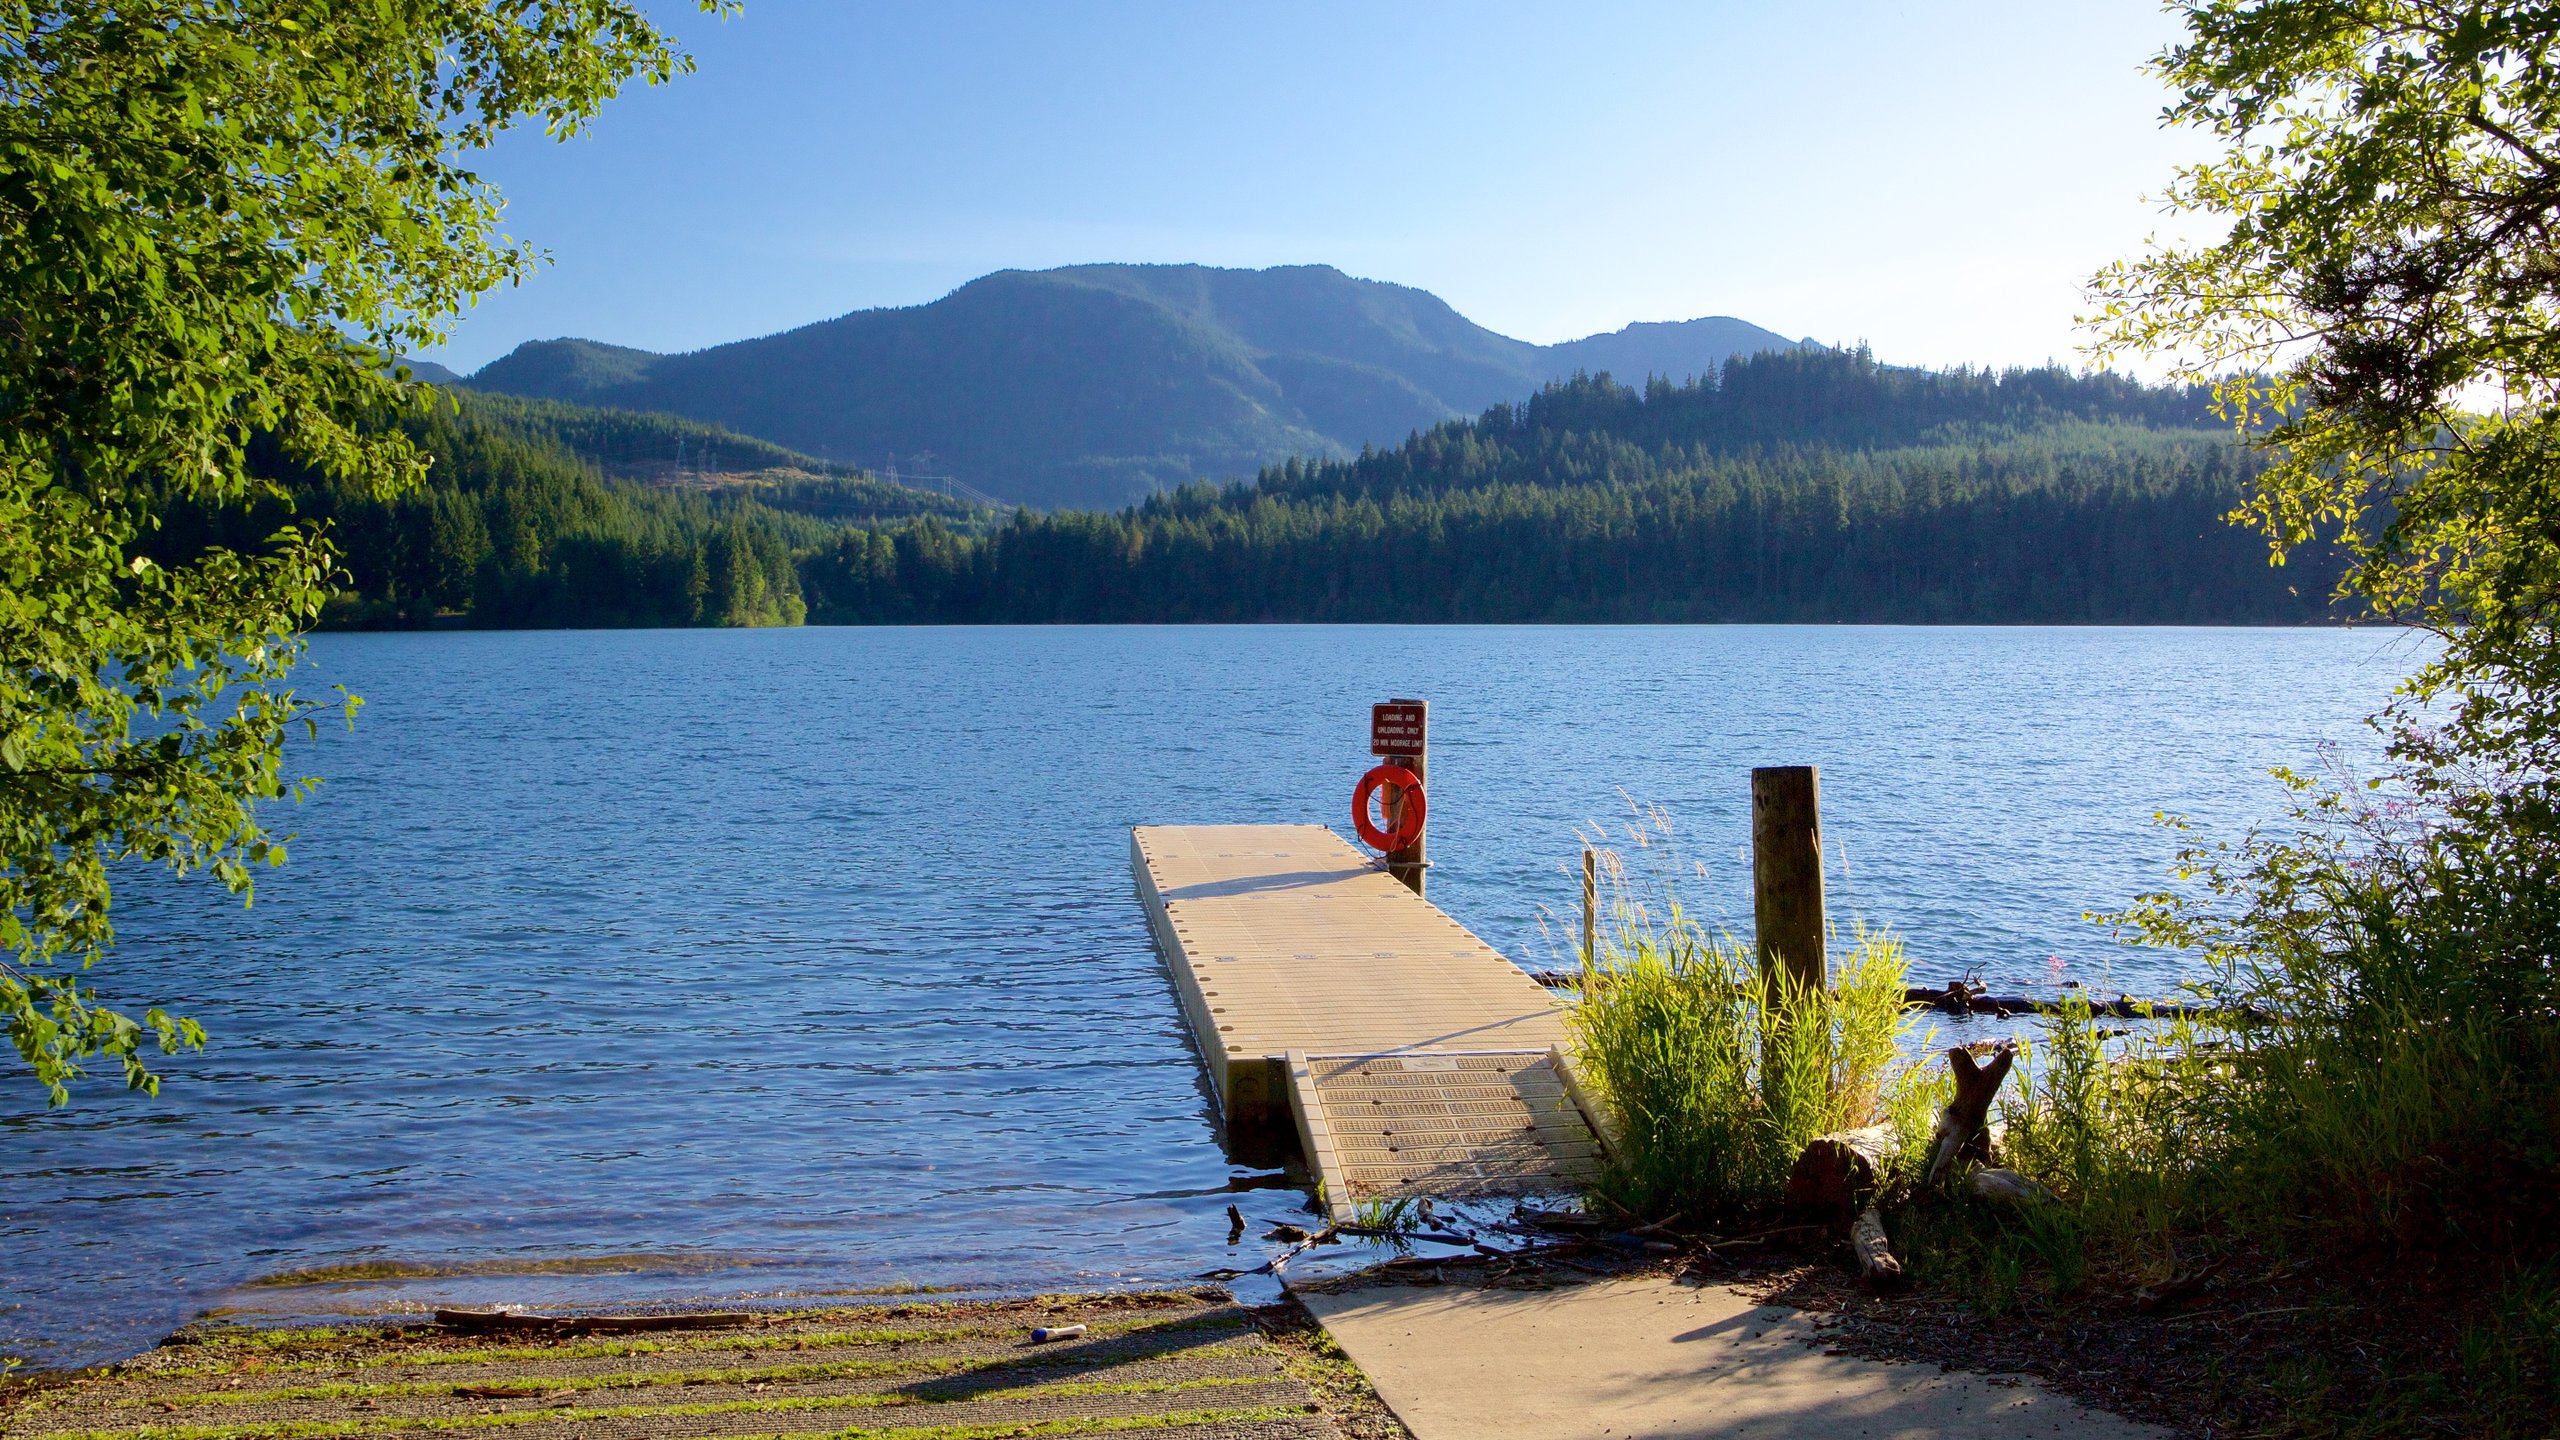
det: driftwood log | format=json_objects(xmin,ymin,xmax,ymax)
[
  {"xmin": 1923, "ymin": 1041, "xmax": 2016, "ymax": 1190},
  {"xmin": 1782, "ymin": 1040, "xmax": 2040, "ymax": 1291},
  {"xmin": 1902, "ymin": 981, "xmax": 2267, "ymax": 1023},
  {"xmin": 1968, "ymin": 1167, "xmax": 2056, "ymax": 1208},
  {"xmin": 1785, "ymin": 1123, "xmax": 1899, "ymax": 1226},
  {"xmin": 1530, "ymin": 971, "xmax": 2263, "ymax": 1023},
  {"xmin": 433, "ymin": 1308, "xmax": 755, "ymax": 1335},
  {"xmin": 1849, "ymin": 1207, "xmax": 1906, "ymax": 1291}
]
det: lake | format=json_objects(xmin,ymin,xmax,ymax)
[{"xmin": 0, "ymin": 625, "xmax": 2418, "ymax": 1367}]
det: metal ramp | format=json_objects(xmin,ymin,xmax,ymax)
[{"xmin": 1285, "ymin": 1049, "xmax": 1603, "ymax": 1223}]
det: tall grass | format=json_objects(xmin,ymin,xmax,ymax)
[
  {"xmin": 1564, "ymin": 830, "xmax": 1926, "ymax": 1222},
  {"xmin": 1986, "ymin": 762, "xmax": 2560, "ymax": 1262},
  {"xmin": 1994, "ymin": 993, "xmax": 2225, "ymax": 1249}
]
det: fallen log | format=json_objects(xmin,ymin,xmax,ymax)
[
  {"xmin": 434, "ymin": 1308, "xmax": 755, "ymax": 1335},
  {"xmin": 1900, "ymin": 982, "xmax": 2267, "ymax": 1023},
  {"xmin": 1785, "ymin": 1123, "xmax": 1900, "ymax": 1226},
  {"xmin": 2134, "ymin": 1261, "xmax": 2222, "ymax": 1313},
  {"xmin": 1849, "ymin": 1206, "xmax": 1907, "ymax": 1292},
  {"xmin": 1470, "ymin": 1239, "xmax": 1592, "ymax": 1264},
  {"xmin": 1923, "ymin": 1041, "xmax": 2016, "ymax": 1191},
  {"xmin": 1537, "ymin": 970, "xmax": 2262, "ymax": 1021},
  {"xmin": 1968, "ymin": 1167, "xmax": 2056, "ymax": 1208},
  {"xmin": 1510, "ymin": 1212, "xmax": 1607, "ymax": 1233},
  {"xmin": 1331, "ymin": 1226, "xmax": 1473, "ymax": 1245}
]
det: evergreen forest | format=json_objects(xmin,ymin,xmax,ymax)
[
  {"xmin": 215, "ymin": 348, "xmax": 2344, "ymax": 629},
  {"xmin": 151, "ymin": 394, "xmax": 988, "ymax": 628}
]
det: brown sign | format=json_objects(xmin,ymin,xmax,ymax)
[{"xmin": 1371, "ymin": 701, "xmax": 1426, "ymax": 756}]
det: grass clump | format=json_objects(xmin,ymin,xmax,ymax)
[
  {"xmin": 1564, "ymin": 825, "xmax": 1927, "ymax": 1225},
  {"xmin": 1348, "ymin": 1196, "xmax": 1419, "ymax": 1235}
]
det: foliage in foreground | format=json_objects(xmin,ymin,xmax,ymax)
[
  {"xmin": 0, "ymin": 1, "xmax": 710, "ymax": 1104},
  {"xmin": 1961, "ymin": 758, "xmax": 2560, "ymax": 1255},
  {"xmin": 1867, "ymin": 763, "xmax": 2560, "ymax": 1435},
  {"xmin": 2090, "ymin": 4, "xmax": 2560, "ymax": 822},
  {"xmin": 1881, "ymin": 5, "xmax": 2560, "ymax": 1424},
  {"xmin": 2083, "ymin": 0, "xmax": 2560, "ymax": 1237}
]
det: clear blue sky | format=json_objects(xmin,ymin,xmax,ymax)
[{"xmin": 427, "ymin": 1, "xmax": 2213, "ymax": 375}]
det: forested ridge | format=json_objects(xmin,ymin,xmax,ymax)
[
  {"xmin": 152, "ymin": 394, "xmax": 986, "ymax": 628},
  {"xmin": 203, "ymin": 348, "xmax": 2339, "ymax": 628},
  {"xmin": 801, "ymin": 349, "xmax": 2340, "ymax": 624}
]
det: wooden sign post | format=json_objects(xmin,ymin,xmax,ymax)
[
  {"xmin": 1750, "ymin": 765, "xmax": 1826, "ymax": 995},
  {"xmin": 1371, "ymin": 699, "xmax": 1428, "ymax": 898}
]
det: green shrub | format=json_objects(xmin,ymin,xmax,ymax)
[
  {"xmin": 1902, "ymin": 758, "xmax": 2560, "ymax": 1425},
  {"xmin": 2100, "ymin": 763, "xmax": 2560, "ymax": 1257}
]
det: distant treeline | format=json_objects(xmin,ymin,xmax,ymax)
[
  {"xmin": 799, "ymin": 352, "xmax": 2341, "ymax": 624},
  {"xmin": 164, "ymin": 348, "xmax": 2342, "ymax": 629},
  {"xmin": 159, "ymin": 397, "xmax": 969, "ymax": 628}
]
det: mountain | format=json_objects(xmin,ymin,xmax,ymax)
[
  {"xmin": 392, "ymin": 357, "xmax": 462, "ymax": 385},
  {"xmin": 260, "ymin": 345, "xmax": 2324, "ymax": 631},
  {"xmin": 460, "ymin": 264, "xmax": 1808, "ymax": 510},
  {"xmin": 470, "ymin": 339, "xmax": 657, "ymax": 401},
  {"xmin": 1545, "ymin": 317, "xmax": 1813, "ymax": 386}
]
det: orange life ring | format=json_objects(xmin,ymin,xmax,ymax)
[{"xmin": 1352, "ymin": 764, "xmax": 1426, "ymax": 852}]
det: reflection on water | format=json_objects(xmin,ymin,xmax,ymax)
[{"xmin": 0, "ymin": 625, "xmax": 2413, "ymax": 1365}]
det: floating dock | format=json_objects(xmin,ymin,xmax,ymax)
[{"xmin": 1132, "ymin": 823, "xmax": 1605, "ymax": 1220}]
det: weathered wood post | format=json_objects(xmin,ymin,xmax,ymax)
[
  {"xmin": 1371, "ymin": 699, "xmax": 1428, "ymax": 897},
  {"xmin": 1581, "ymin": 848, "xmax": 1599, "ymax": 968},
  {"xmin": 1750, "ymin": 765, "xmax": 1826, "ymax": 994}
]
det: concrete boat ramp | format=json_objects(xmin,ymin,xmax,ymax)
[
  {"xmin": 1129, "ymin": 827, "xmax": 2169, "ymax": 1439},
  {"xmin": 1302, "ymin": 1278, "xmax": 2168, "ymax": 1440},
  {"xmin": 1131, "ymin": 823, "xmax": 1603, "ymax": 1220}
]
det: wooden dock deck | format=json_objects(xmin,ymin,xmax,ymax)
[{"xmin": 1132, "ymin": 824, "xmax": 1604, "ymax": 1220}]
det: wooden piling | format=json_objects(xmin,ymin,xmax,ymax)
[
  {"xmin": 1750, "ymin": 765, "xmax": 1826, "ymax": 993},
  {"xmin": 1376, "ymin": 698, "xmax": 1428, "ymax": 898},
  {"xmin": 1580, "ymin": 848, "xmax": 1598, "ymax": 968}
]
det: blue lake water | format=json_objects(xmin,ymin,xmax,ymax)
[{"xmin": 0, "ymin": 625, "xmax": 2419, "ymax": 1366}]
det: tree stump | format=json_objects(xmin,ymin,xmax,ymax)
[
  {"xmin": 1785, "ymin": 1123, "xmax": 1900, "ymax": 1226},
  {"xmin": 1924, "ymin": 1041, "xmax": 2016, "ymax": 1190}
]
